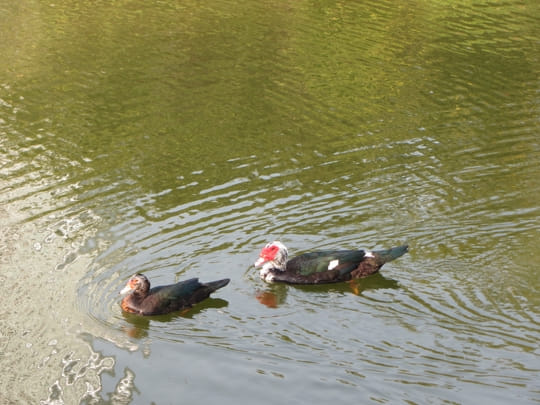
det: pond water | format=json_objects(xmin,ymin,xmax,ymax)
[{"xmin": 1, "ymin": 0, "xmax": 539, "ymax": 404}]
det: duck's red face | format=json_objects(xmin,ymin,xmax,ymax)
[{"xmin": 254, "ymin": 242, "xmax": 282, "ymax": 267}]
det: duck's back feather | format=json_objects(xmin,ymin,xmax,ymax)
[{"xmin": 123, "ymin": 278, "xmax": 230, "ymax": 315}]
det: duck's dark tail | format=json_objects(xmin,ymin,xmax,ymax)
[
  {"xmin": 203, "ymin": 278, "xmax": 230, "ymax": 293},
  {"xmin": 373, "ymin": 245, "xmax": 408, "ymax": 264}
]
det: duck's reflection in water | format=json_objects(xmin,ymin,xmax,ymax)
[
  {"xmin": 255, "ymin": 273, "xmax": 400, "ymax": 308},
  {"xmin": 120, "ymin": 298, "xmax": 229, "ymax": 339}
]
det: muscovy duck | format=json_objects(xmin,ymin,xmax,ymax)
[
  {"xmin": 254, "ymin": 241, "xmax": 408, "ymax": 284},
  {"xmin": 119, "ymin": 273, "xmax": 230, "ymax": 315}
]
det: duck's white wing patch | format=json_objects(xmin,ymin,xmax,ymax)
[{"xmin": 328, "ymin": 259, "xmax": 339, "ymax": 270}]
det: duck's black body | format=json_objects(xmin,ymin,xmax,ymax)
[
  {"xmin": 120, "ymin": 274, "xmax": 230, "ymax": 315},
  {"xmin": 255, "ymin": 241, "xmax": 408, "ymax": 284}
]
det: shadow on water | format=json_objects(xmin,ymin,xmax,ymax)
[
  {"xmin": 255, "ymin": 272, "xmax": 400, "ymax": 308},
  {"xmin": 120, "ymin": 298, "xmax": 229, "ymax": 339}
]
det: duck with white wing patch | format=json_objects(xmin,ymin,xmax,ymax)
[{"xmin": 254, "ymin": 241, "xmax": 408, "ymax": 284}]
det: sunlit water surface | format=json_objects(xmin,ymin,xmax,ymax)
[{"xmin": 1, "ymin": 0, "xmax": 539, "ymax": 404}]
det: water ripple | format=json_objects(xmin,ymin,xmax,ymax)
[{"xmin": 2, "ymin": 0, "xmax": 539, "ymax": 402}]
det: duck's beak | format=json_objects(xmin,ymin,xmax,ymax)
[
  {"xmin": 119, "ymin": 285, "xmax": 133, "ymax": 295},
  {"xmin": 254, "ymin": 257, "xmax": 266, "ymax": 267}
]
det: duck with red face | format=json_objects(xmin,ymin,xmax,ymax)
[{"xmin": 254, "ymin": 241, "xmax": 408, "ymax": 284}]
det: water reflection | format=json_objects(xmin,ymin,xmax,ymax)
[
  {"xmin": 107, "ymin": 368, "xmax": 137, "ymax": 405},
  {"xmin": 255, "ymin": 273, "xmax": 400, "ymax": 308},
  {"xmin": 120, "ymin": 314, "xmax": 150, "ymax": 340},
  {"xmin": 255, "ymin": 286, "xmax": 287, "ymax": 309},
  {"xmin": 120, "ymin": 298, "xmax": 229, "ymax": 339}
]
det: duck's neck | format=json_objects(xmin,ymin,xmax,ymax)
[
  {"xmin": 262, "ymin": 261, "xmax": 284, "ymax": 273},
  {"xmin": 130, "ymin": 290, "xmax": 148, "ymax": 303}
]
